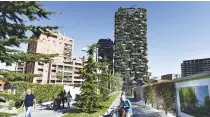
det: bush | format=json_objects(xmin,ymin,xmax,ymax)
[
  {"xmin": 8, "ymin": 100, "xmax": 15, "ymax": 110},
  {"xmin": 9, "ymin": 82, "xmax": 64, "ymax": 104},
  {"xmin": 0, "ymin": 112, "xmax": 16, "ymax": 117},
  {"xmin": 143, "ymin": 81, "xmax": 176, "ymax": 114}
]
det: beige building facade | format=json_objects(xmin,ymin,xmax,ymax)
[{"xmin": 16, "ymin": 32, "xmax": 84, "ymax": 85}]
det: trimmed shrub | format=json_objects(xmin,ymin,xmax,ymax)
[
  {"xmin": 8, "ymin": 100, "xmax": 15, "ymax": 110},
  {"xmin": 143, "ymin": 81, "xmax": 176, "ymax": 114},
  {"xmin": 9, "ymin": 82, "xmax": 64, "ymax": 103},
  {"xmin": 0, "ymin": 112, "xmax": 17, "ymax": 117},
  {"xmin": 0, "ymin": 92, "xmax": 21, "ymax": 107}
]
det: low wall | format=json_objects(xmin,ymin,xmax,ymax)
[
  {"xmin": 175, "ymin": 76, "xmax": 210, "ymax": 117},
  {"xmin": 64, "ymin": 85, "xmax": 81, "ymax": 100}
]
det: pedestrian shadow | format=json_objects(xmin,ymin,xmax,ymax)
[{"xmin": 132, "ymin": 112, "xmax": 163, "ymax": 117}]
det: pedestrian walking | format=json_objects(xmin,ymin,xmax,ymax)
[
  {"xmin": 64, "ymin": 90, "xmax": 67, "ymax": 102},
  {"xmin": 121, "ymin": 91, "xmax": 125, "ymax": 96},
  {"xmin": 143, "ymin": 91, "xmax": 148, "ymax": 105},
  {"xmin": 66, "ymin": 91, "xmax": 72, "ymax": 108},
  {"xmin": 22, "ymin": 89, "xmax": 36, "ymax": 117},
  {"xmin": 120, "ymin": 95, "xmax": 132, "ymax": 117},
  {"xmin": 133, "ymin": 91, "xmax": 137, "ymax": 102},
  {"xmin": 119, "ymin": 97, "xmax": 126, "ymax": 117},
  {"xmin": 59, "ymin": 90, "xmax": 66, "ymax": 108}
]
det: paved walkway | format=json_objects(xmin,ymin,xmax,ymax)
[
  {"xmin": 15, "ymin": 101, "xmax": 75, "ymax": 117},
  {"xmin": 13, "ymin": 94, "xmax": 175, "ymax": 117},
  {"xmin": 103, "ymin": 92, "xmax": 121, "ymax": 116},
  {"xmin": 127, "ymin": 97, "xmax": 175, "ymax": 117}
]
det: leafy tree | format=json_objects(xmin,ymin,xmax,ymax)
[
  {"xmin": 56, "ymin": 73, "xmax": 64, "ymax": 85},
  {"xmin": 110, "ymin": 72, "xmax": 123, "ymax": 92},
  {"xmin": 74, "ymin": 44, "xmax": 102, "ymax": 113},
  {"xmin": 204, "ymin": 96, "xmax": 210, "ymax": 113},
  {"xmin": 0, "ymin": 1, "xmax": 59, "ymax": 82},
  {"xmin": 0, "ymin": 70, "xmax": 39, "ymax": 82},
  {"xmin": 97, "ymin": 62, "xmax": 111, "ymax": 101},
  {"xmin": 188, "ymin": 87, "xmax": 198, "ymax": 107}
]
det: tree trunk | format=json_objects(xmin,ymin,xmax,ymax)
[{"xmin": 62, "ymin": 79, "xmax": 63, "ymax": 85}]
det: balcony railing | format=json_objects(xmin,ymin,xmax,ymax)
[{"xmin": 37, "ymin": 77, "xmax": 42, "ymax": 80}]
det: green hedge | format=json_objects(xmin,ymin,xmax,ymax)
[
  {"xmin": 9, "ymin": 82, "xmax": 64, "ymax": 103},
  {"xmin": 0, "ymin": 92, "xmax": 19, "ymax": 102},
  {"xmin": 0, "ymin": 112, "xmax": 17, "ymax": 117},
  {"xmin": 143, "ymin": 81, "xmax": 176, "ymax": 115}
]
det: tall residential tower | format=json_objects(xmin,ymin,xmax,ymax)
[
  {"xmin": 97, "ymin": 38, "xmax": 114, "ymax": 72},
  {"xmin": 114, "ymin": 7, "xmax": 148, "ymax": 83}
]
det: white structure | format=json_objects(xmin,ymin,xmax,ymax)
[
  {"xmin": 64, "ymin": 85, "xmax": 81, "ymax": 100},
  {"xmin": 175, "ymin": 72, "xmax": 210, "ymax": 117}
]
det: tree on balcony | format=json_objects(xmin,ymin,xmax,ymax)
[
  {"xmin": 56, "ymin": 73, "xmax": 64, "ymax": 85},
  {"xmin": 0, "ymin": 1, "xmax": 59, "ymax": 82}
]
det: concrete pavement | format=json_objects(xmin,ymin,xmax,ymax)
[
  {"xmin": 127, "ymin": 97, "xmax": 175, "ymax": 117},
  {"xmin": 14, "ymin": 101, "xmax": 75, "ymax": 117}
]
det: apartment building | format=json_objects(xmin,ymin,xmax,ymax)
[
  {"xmin": 161, "ymin": 73, "xmax": 181, "ymax": 80},
  {"xmin": 16, "ymin": 32, "xmax": 84, "ymax": 85},
  {"xmin": 181, "ymin": 58, "xmax": 210, "ymax": 77}
]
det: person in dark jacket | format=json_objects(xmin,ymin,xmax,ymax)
[
  {"xmin": 22, "ymin": 89, "xmax": 36, "ymax": 117},
  {"xmin": 134, "ymin": 91, "xmax": 137, "ymax": 102},
  {"xmin": 66, "ymin": 91, "xmax": 72, "ymax": 108}
]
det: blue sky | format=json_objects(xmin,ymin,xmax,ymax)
[
  {"xmin": 1, "ymin": 1, "xmax": 210, "ymax": 77},
  {"xmin": 195, "ymin": 86, "xmax": 209, "ymax": 105}
]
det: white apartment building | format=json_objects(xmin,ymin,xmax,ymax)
[{"xmin": 16, "ymin": 32, "xmax": 84, "ymax": 86}]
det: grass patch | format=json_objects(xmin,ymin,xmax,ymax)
[
  {"xmin": 62, "ymin": 93, "xmax": 119, "ymax": 117},
  {"xmin": 0, "ymin": 112, "xmax": 17, "ymax": 117},
  {"xmin": 174, "ymin": 75, "xmax": 210, "ymax": 83}
]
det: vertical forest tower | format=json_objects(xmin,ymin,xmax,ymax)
[{"xmin": 114, "ymin": 7, "xmax": 148, "ymax": 83}]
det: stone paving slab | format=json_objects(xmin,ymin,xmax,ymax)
[{"xmin": 127, "ymin": 97, "xmax": 175, "ymax": 117}]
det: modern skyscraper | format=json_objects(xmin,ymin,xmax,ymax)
[
  {"xmin": 97, "ymin": 38, "xmax": 114, "ymax": 72},
  {"xmin": 114, "ymin": 7, "xmax": 148, "ymax": 83},
  {"xmin": 181, "ymin": 58, "xmax": 210, "ymax": 77},
  {"xmin": 16, "ymin": 32, "xmax": 84, "ymax": 85}
]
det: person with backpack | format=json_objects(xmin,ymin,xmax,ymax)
[{"xmin": 66, "ymin": 91, "xmax": 72, "ymax": 108}]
